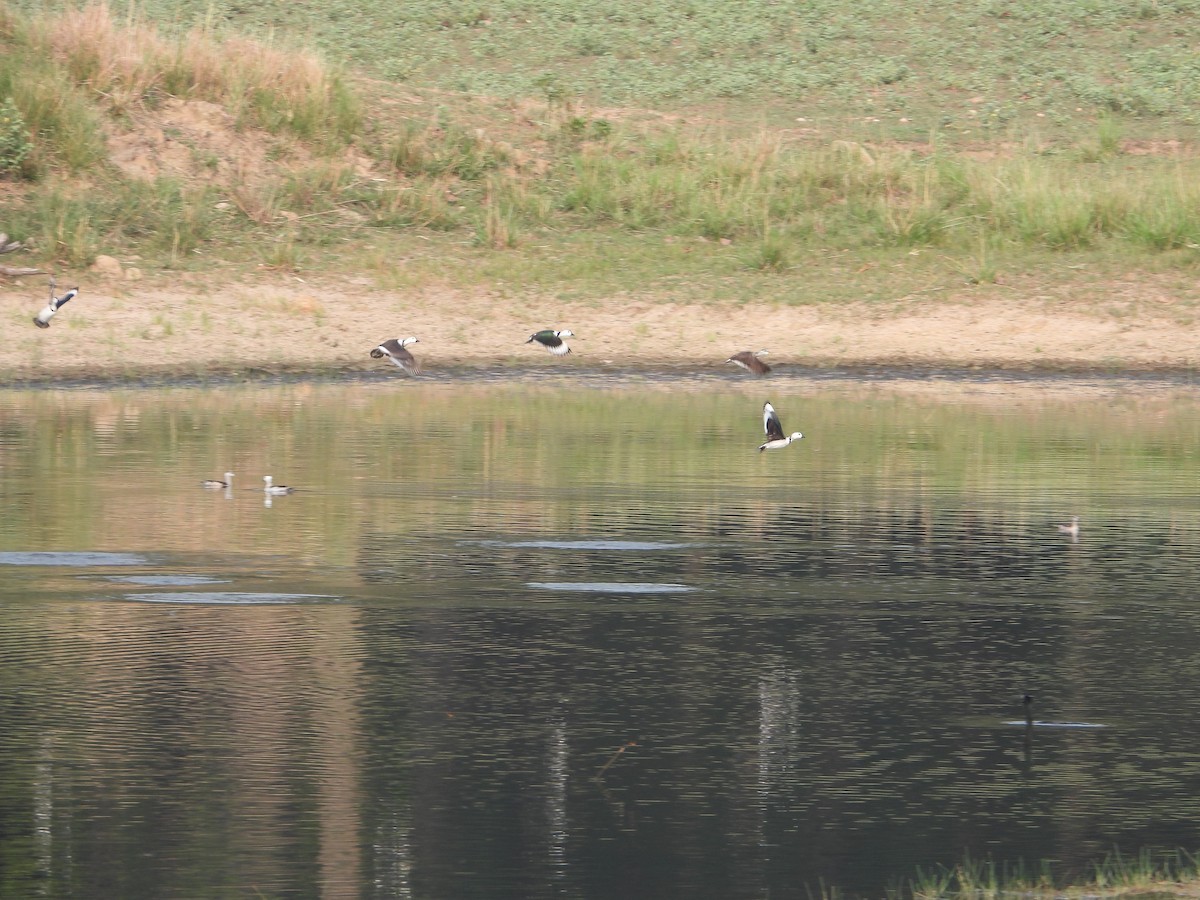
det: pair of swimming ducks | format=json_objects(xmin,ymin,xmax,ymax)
[{"xmin": 202, "ymin": 474, "xmax": 292, "ymax": 495}]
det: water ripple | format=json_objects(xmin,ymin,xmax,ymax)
[
  {"xmin": 124, "ymin": 591, "xmax": 337, "ymax": 605},
  {"xmin": 0, "ymin": 551, "xmax": 148, "ymax": 566},
  {"xmin": 480, "ymin": 539, "xmax": 699, "ymax": 550},
  {"xmin": 103, "ymin": 574, "xmax": 228, "ymax": 586},
  {"xmin": 527, "ymin": 581, "xmax": 695, "ymax": 593}
]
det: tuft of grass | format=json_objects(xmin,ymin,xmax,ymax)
[
  {"xmin": 909, "ymin": 847, "xmax": 1200, "ymax": 900},
  {"xmin": 18, "ymin": 2, "xmax": 360, "ymax": 147}
]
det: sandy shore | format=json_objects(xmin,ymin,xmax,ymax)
[{"xmin": 3, "ymin": 270, "xmax": 1200, "ymax": 383}]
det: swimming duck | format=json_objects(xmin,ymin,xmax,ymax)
[
  {"xmin": 202, "ymin": 472, "xmax": 235, "ymax": 489},
  {"xmin": 726, "ymin": 349, "xmax": 771, "ymax": 375},
  {"xmin": 1056, "ymin": 516, "xmax": 1080, "ymax": 541},
  {"xmin": 759, "ymin": 402, "xmax": 804, "ymax": 452},
  {"xmin": 526, "ymin": 329, "xmax": 574, "ymax": 356},
  {"xmin": 370, "ymin": 337, "xmax": 421, "ymax": 375},
  {"xmin": 33, "ymin": 285, "xmax": 79, "ymax": 329},
  {"xmin": 263, "ymin": 475, "xmax": 294, "ymax": 495}
]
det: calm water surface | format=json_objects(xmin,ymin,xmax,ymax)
[{"xmin": 3, "ymin": 371, "xmax": 1200, "ymax": 899}]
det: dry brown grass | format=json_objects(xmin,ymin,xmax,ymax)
[{"xmin": 25, "ymin": 2, "xmax": 358, "ymax": 142}]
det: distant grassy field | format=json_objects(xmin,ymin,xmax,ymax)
[
  {"xmin": 2, "ymin": 0, "xmax": 1200, "ymax": 307},
  {"xmin": 9, "ymin": 0, "xmax": 1200, "ymax": 143}
]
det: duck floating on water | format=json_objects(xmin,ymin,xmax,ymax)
[
  {"xmin": 33, "ymin": 284, "xmax": 79, "ymax": 329},
  {"xmin": 263, "ymin": 475, "xmax": 294, "ymax": 495},
  {"xmin": 726, "ymin": 349, "xmax": 771, "ymax": 375},
  {"xmin": 526, "ymin": 329, "xmax": 574, "ymax": 356},
  {"xmin": 370, "ymin": 337, "xmax": 421, "ymax": 375},
  {"xmin": 202, "ymin": 472, "xmax": 235, "ymax": 489},
  {"xmin": 759, "ymin": 402, "xmax": 804, "ymax": 452},
  {"xmin": 1006, "ymin": 693, "xmax": 1107, "ymax": 729}
]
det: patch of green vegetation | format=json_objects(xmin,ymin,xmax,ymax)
[
  {"xmin": 2, "ymin": 0, "xmax": 1200, "ymax": 309},
  {"xmin": 908, "ymin": 847, "xmax": 1200, "ymax": 900},
  {"xmin": 9, "ymin": 0, "xmax": 1200, "ymax": 143}
]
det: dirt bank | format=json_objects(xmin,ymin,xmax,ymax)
[{"xmin": 2, "ymin": 269, "xmax": 1199, "ymax": 383}]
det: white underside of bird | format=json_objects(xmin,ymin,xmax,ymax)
[
  {"xmin": 526, "ymin": 329, "xmax": 574, "ymax": 355},
  {"xmin": 263, "ymin": 475, "xmax": 293, "ymax": 495},
  {"xmin": 33, "ymin": 287, "xmax": 79, "ymax": 328},
  {"xmin": 370, "ymin": 337, "xmax": 420, "ymax": 375},
  {"xmin": 759, "ymin": 401, "xmax": 803, "ymax": 451}
]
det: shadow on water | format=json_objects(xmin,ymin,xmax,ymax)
[{"xmin": 2, "ymin": 373, "xmax": 1200, "ymax": 898}]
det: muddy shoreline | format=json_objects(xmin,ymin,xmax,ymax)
[{"xmin": 4, "ymin": 275, "xmax": 1200, "ymax": 387}]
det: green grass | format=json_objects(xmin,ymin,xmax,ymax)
[
  {"xmin": 9, "ymin": 0, "xmax": 1200, "ymax": 143},
  {"xmin": 2, "ymin": 0, "xmax": 1200, "ymax": 304},
  {"xmin": 909, "ymin": 847, "xmax": 1200, "ymax": 900}
]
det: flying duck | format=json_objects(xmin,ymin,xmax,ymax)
[
  {"xmin": 1056, "ymin": 515, "xmax": 1080, "ymax": 541},
  {"xmin": 370, "ymin": 337, "xmax": 421, "ymax": 375},
  {"xmin": 202, "ymin": 472, "xmax": 235, "ymax": 489},
  {"xmin": 263, "ymin": 475, "xmax": 294, "ymax": 495},
  {"xmin": 33, "ymin": 285, "xmax": 79, "ymax": 329},
  {"xmin": 726, "ymin": 349, "xmax": 771, "ymax": 375},
  {"xmin": 759, "ymin": 402, "xmax": 804, "ymax": 452},
  {"xmin": 526, "ymin": 329, "xmax": 574, "ymax": 356}
]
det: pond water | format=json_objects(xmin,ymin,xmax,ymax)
[{"xmin": 3, "ymin": 370, "xmax": 1200, "ymax": 899}]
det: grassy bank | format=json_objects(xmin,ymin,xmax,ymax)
[
  {"xmin": 903, "ymin": 847, "xmax": 1200, "ymax": 900},
  {"xmin": 0, "ymin": 2, "xmax": 1199, "ymax": 305}
]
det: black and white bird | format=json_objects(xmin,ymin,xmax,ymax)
[
  {"xmin": 263, "ymin": 475, "xmax": 294, "ymax": 495},
  {"xmin": 202, "ymin": 472, "xmax": 235, "ymax": 489},
  {"xmin": 370, "ymin": 337, "xmax": 421, "ymax": 375},
  {"xmin": 759, "ymin": 402, "xmax": 804, "ymax": 452},
  {"xmin": 526, "ymin": 329, "xmax": 574, "ymax": 356},
  {"xmin": 726, "ymin": 349, "xmax": 771, "ymax": 375},
  {"xmin": 33, "ymin": 285, "xmax": 79, "ymax": 329}
]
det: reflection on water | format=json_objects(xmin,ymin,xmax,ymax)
[
  {"xmin": 526, "ymin": 581, "xmax": 696, "ymax": 593},
  {"xmin": 3, "ymin": 373, "xmax": 1200, "ymax": 898}
]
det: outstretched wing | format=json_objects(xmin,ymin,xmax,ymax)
[
  {"xmin": 53, "ymin": 288, "xmax": 78, "ymax": 311},
  {"xmin": 393, "ymin": 349, "xmax": 421, "ymax": 375},
  {"xmin": 727, "ymin": 350, "xmax": 770, "ymax": 375},
  {"xmin": 530, "ymin": 330, "xmax": 570, "ymax": 355},
  {"xmin": 763, "ymin": 402, "xmax": 785, "ymax": 441},
  {"xmin": 727, "ymin": 352, "xmax": 752, "ymax": 371}
]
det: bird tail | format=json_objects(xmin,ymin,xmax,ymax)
[{"xmin": 369, "ymin": 348, "xmax": 385, "ymax": 359}]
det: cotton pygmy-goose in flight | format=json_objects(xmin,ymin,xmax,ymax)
[
  {"xmin": 726, "ymin": 349, "xmax": 771, "ymax": 375},
  {"xmin": 263, "ymin": 475, "xmax": 294, "ymax": 495},
  {"xmin": 759, "ymin": 402, "xmax": 804, "ymax": 452},
  {"xmin": 370, "ymin": 337, "xmax": 421, "ymax": 375},
  {"xmin": 202, "ymin": 472, "xmax": 235, "ymax": 489},
  {"xmin": 526, "ymin": 329, "xmax": 574, "ymax": 356},
  {"xmin": 33, "ymin": 285, "xmax": 79, "ymax": 328}
]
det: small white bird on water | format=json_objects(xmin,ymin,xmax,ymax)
[
  {"xmin": 1057, "ymin": 515, "xmax": 1080, "ymax": 541},
  {"xmin": 526, "ymin": 329, "xmax": 574, "ymax": 356},
  {"xmin": 726, "ymin": 349, "xmax": 771, "ymax": 375},
  {"xmin": 202, "ymin": 472, "xmax": 235, "ymax": 489},
  {"xmin": 370, "ymin": 337, "xmax": 421, "ymax": 375},
  {"xmin": 759, "ymin": 402, "xmax": 804, "ymax": 452},
  {"xmin": 33, "ymin": 284, "xmax": 79, "ymax": 329},
  {"xmin": 263, "ymin": 475, "xmax": 294, "ymax": 495}
]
